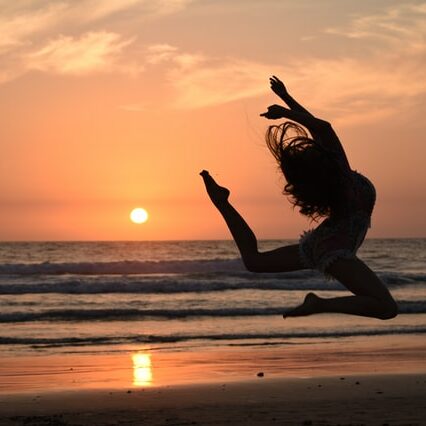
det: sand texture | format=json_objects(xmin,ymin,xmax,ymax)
[{"xmin": 1, "ymin": 374, "xmax": 425, "ymax": 425}]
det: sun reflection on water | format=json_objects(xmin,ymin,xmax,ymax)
[{"xmin": 132, "ymin": 352, "xmax": 152, "ymax": 387}]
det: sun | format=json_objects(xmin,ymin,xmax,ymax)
[{"xmin": 130, "ymin": 208, "xmax": 149, "ymax": 224}]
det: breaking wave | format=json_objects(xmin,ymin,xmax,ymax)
[
  {"xmin": 1, "ymin": 326, "xmax": 425, "ymax": 348},
  {"xmin": 0, "ymin": 300, "xmax": 424, "ymax": 323}
]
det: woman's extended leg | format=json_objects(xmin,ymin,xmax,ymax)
[
  {"xmin": 200, "ymin": 170, "xmax": 304, "ymax": 273},
  {"xmin": 285, "ymin": 257, "xmax": 398, "ymax": 320}
]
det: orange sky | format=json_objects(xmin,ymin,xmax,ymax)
[{"xmin": 0, "ymin": 0, "xmax": 425, "ymax": 240}]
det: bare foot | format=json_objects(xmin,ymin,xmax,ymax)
[
  {"xmin": 200, "ymin": 170, "xmax": 230, "ymax": 207},
  {"xmin": 284, "ymin": 292, "xmax": 322, "ymax": 318}
]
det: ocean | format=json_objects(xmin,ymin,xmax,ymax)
[{"xmin": 0, "ymin": 239, "xmax": 425, "ymax": 358}]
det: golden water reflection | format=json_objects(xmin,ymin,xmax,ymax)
[{"xmin": 132, "ymin": 352, "xmax": 153, "ymax": 387}]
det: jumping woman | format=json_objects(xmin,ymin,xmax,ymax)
[{"xmin": 200, "ymin": 76, "xmax": 397, "ymax": 320}]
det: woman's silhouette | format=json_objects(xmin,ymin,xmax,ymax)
[{"xmin": 200, "ymin": 76, "xmax": 397, "ymax": 319}]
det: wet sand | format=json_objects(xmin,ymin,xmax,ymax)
[
  {"xmin": 2, "ymin": 335, "xmax": 425, "ymax": 393},
  {"xmin": 1, "ymin": 335, "xmax": 425, "ymax": 425},
  {"xmin": 1, "ymin": 374, "xmax": 425, "ymax": 425}
]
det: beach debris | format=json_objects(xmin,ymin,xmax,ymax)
[
  {"xmin": 355, "ymin": 381, "xmax": 360, "ymax": 385},
  {"xmin": 340, "ymin": 377, "xmax": 345, "ymax": 380},
  {"xmin": 127, "ymin": 390, "xmax": 132, "ymax": 394},
  {"xmin": 257, "ymin": 372, "xmax": 264, "ymax": 377}
]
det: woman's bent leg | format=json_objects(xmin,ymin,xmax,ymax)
[{"xmin": 286, "ymin": 257, "xmax": 398, "ymax": 319}]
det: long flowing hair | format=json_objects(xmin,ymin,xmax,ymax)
[{"xmin": 266, "ymin": 121, "xmax": 343, "ymax": 220}]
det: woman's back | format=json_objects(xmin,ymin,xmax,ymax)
[{"xmin": 331, "ymin": 169, "xmax": 376, "ymax": 220}]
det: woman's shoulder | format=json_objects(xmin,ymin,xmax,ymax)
[{"xmin": 314, "ymin": 124, "xmax": 351, "ymax": 171}]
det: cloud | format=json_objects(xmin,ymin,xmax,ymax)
[
  {"xmin": 313, "ymin": 1, "xmax": 426, "ymax": 124},
  {"xmin": 148, "ymin": 2, "xmax": 426, "ymax": 124},
  {"xmin": 287, "ymin": 56, "xmax": 426, "ymax": 126},
  {"xmin": 1, "ymin": 0, "xmax": 423, "ymax": 128},
  {"xmin": 140, "ymin": 0, "xmax": 195, "ymax": 16},
  {"xmin": 0, "ymin": 2, "xmax": 67, "ymax": 53},
  {"xmin": 0, "ymin": 0, "xmax": 195, "ymax": 84},
  {"xmin": 169, "ymin": 57, "xmax": 271, "ymax": 108},
  {"xmin": 27, "ymin": 32, "xmax": 134, "ymax": 75},
  {"xmin": 139, "ymin": 44, "xmax": 270, "ymax": 108},
  {"xmin": 325, "ymin": 2, "xmax": 426, "ymax": 54},
  {"xmin": 81, "ymin": 0, "xmax": 147, "ymax": 21},
  {"xmin": 146, "ymin": 44, "xmax": 179, "ymax": 64},
  {"xmin": 76, "ymin": 0, "xmax": 195, "ymax": 22},
  {"xmin": 139, "ymin": 42, "xmax": 424, "ymax": 127}
]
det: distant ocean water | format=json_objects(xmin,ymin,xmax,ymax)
[{"xmin": 0, "ymin": 239, "xmax": 424, "ymax": 355}]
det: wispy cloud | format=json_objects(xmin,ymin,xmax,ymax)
[
  {"xmin": 1, "ymin": 0, "xmax": 424, "ymax": 128},
  {"xmin": 0, "ymin": 0, "xmax": 195, "ymax": 84},
  {"xmin": 77, "ymin": 0, "xmax": 195, "ymax": 22},
  {"xmin": 146, "ymin": 44, "xmax": 180, "ymax": 64},
  {"xmin": 313, "ymin": 1, "xmax": 426, "ymax": 124},
  {"xmin": 27, "ymin": 32, "xmax": 134, "ymax": 75},
  {"xmin": 139, "ymin": 44, "xmax": 271, "ymax": 108},
  {"xmin": 288, "ymin": 56, "xmax": 425, "ymax": 125},
  {"xmin": 140, "ymin": 0, "xmax": 195, "ymax": 16},
  {"xmin": 325, "ymin": 2, "xmax": 426, "ymax": 54},
  {"xmin": 81, "ymin": 0, "xmax": 147, "ymax": 21},
  {"xmin": 139, "ymin": 40, "xmax": 424, "ymax": 126},
  {"xmin": 146, "ymin": 2, "xmax": 425, "ymax": 124},
  {"xmin": 169, "ymin": 57, "xmax": 272, "ymax": 109},
  {"xmin": 0, "ymin": 2, "xmax": 67, "ymax": 53}
]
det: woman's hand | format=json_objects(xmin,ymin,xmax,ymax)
[
  {"xmin": 270, "ymin": 75, "xmax": 287, "ymax": 97},
  {"xmin": 200, "ymin": 170, "xmax": 230, "ymax": 207},
  {"xmin": 260, "ymin": 104, "xmax": 288, "ymax": 119}
]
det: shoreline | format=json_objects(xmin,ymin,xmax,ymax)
[{"xmin": 1, "ymin": 334, "xmax": 425, "ymax": 394}]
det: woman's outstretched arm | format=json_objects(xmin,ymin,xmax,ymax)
[
  {"xmin": 200, "ymin": 170, "xmax": 304, "ymax": 273},
  {"xmin": 261, "ymin": 104, "xmax": 329, "ymax": 133},
  {"xmin": 269, "ymin": 76, "xmax": 314, "ymax": 117},
  {"xmin": 261, "ymin": 104, "xmax": 351, "ymax": 170}
]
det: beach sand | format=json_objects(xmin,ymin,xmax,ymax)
[
  {"xmin": 1, "ymin": 374, "xmax": 425, "ymax": 425},
  {"xmin": 1, "ymin": 336, "xmax": 425, "ymax": 425}
]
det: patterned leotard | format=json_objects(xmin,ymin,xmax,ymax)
[{"xmin": 298, "ymin": 170, "xmax": 376, "ymax": 275}]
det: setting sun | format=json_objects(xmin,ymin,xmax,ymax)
[{"xmin": 130, "ymin": 208, "xmax": 149, "ymax": 224}]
